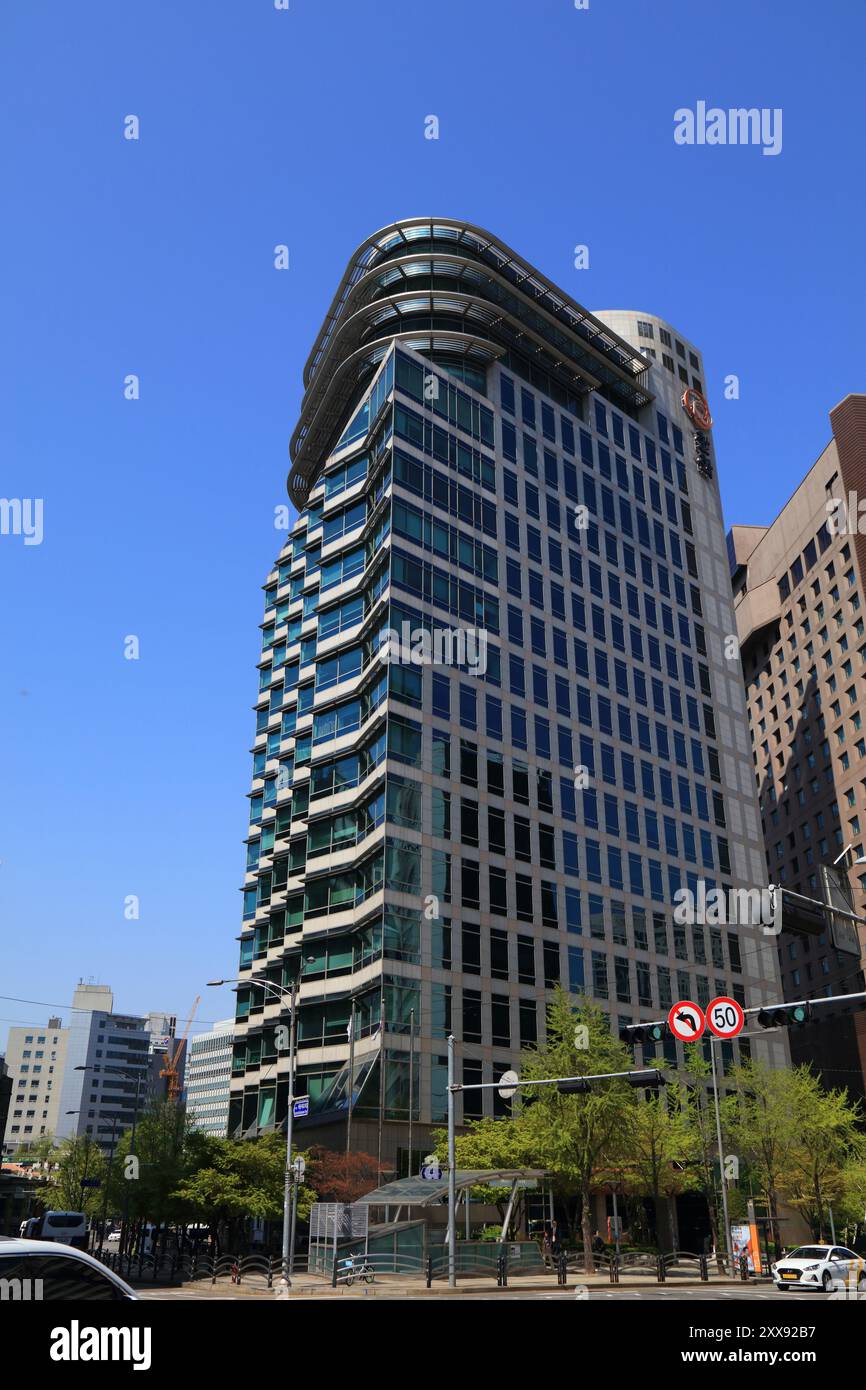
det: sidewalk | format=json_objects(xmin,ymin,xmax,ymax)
[{"xmin": 159, "ymin": 1268, "xmax": 751, "ymax": 1299}]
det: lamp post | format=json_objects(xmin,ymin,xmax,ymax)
[
  {"xmin": 97, "ymin": 1113, "xmax": 122, "ymax": 1254},
  {"xmin": 346, "ymin": 1003, "xmax": 356, "ymax": 1156},
  {"xmin": 75, "ymin": 1064, "xmax": 144, "ymax": 1259},
  {"xmin": 708, "ymin": 1035, "xmax": 734, "ymax": 1276},
  {"xmin": 209, "ymin": 970, "xmax": 306, "ymax": 1285}
]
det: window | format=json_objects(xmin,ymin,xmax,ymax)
[{"xmin": 0, "ymin": 1253, "xmax": 126, "ymax": 1300}]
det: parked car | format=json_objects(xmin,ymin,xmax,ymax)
[
  {"xmin": 771, "ymin": 1244, "xmax": 866, "ymax": 1292},
  {"xmin": 0, "ymin": 1237, "xmax": 138, "ymax": 1299}
]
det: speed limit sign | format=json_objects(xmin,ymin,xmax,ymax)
[{"xmin": 706, "ymin": 996, "xmax": 745, "ymax": 1039}]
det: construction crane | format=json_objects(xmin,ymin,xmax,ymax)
[{"xmin": 160, "ymin": 996, "xmax": 200, "ymax": 1103}]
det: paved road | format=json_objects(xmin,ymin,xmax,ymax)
[{"xmin": 137, "ymin": 1282, "xmax": 829, "ymax": 1302}]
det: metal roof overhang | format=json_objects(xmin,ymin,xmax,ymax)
[
  {"xmin": 355, "ymin": 1169, "xmax": 549, "ymax": 1206},
  {"xmin": 287, "ymin": 218, "xmax": 652, "ymax": 506}
]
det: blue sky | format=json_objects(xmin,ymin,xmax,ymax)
[{"xmin": 1, "ymin": 0, "xmax": 864, "ymax": 1041}]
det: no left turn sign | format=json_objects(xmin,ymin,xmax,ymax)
[
  {"xmin": 706, "ymin": 996, "xmax": 745, "ymax": 1039},
  {"xmin": 667, "ymin": 1000, "xmax": 706, "ymax": 1042}
]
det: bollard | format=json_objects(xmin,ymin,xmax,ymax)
[
  {"xmin": 331, "ymin": 1258, "xmax": 338, "ymax": 1289},
  {"xmin": 267, "ymin": 1256, "xmax": 274, "ymax": 1289},
  {"xmin": 612, "ymin": 1253, "xmax": 620, "ymax": 1285},
  {"xmin": 657, "ymin": 1254, "xmax": 666, "ymax": 1283},
  {"xmin": 699, "ymin": 1254, "xmax": 708, "ymax": 1283},
  {"xmin": 426, "ymin": 1254, "xmax": 433, "ymax": 1289}
]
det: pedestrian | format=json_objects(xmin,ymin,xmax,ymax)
[
  {"xmin": 541, "ymin": 1224, "xmax": 552, "ymax": 1267},
  {"xmin": 591, "ymin": 1230, "xmax": 605, "ymax": 1257}
]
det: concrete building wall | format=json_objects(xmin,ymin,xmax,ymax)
[
  {"xmin": 730, "ymin": 394, "xmax": 866, "ymax": 1100},
  {"xmin": 185, "ymin": 1020, "xmax": 233, "ymax": 1138},
  {"xmin": 2, "ymin": 1017, "xmax": 67, "ymax": 1154},
  {"xmin": 54, "ymin": 982, "xmax": 173, "ymax": 1150}
]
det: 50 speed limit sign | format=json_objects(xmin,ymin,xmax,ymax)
[{"xmin": 706, "ymin": 996, "xmax": 745, "ymax": 1039}]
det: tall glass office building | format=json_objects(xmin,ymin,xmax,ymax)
[{"xmin": 228, "ymin": 219, "xmax": 784, "ymax": 1169}]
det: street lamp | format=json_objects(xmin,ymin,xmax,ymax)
[
  {"xmin": 208, "ymin": 968, "xmax": 310, "ymax": 1284},
  {"xmin": 75, "ymin": 1064, "xmax": 145, "ymax": 1257},
  {"xmin": 832, "ymin": 843, "xmax": 866, "ymax": 867},
  {"xmin": 93, "ymin": 1112, "xmax": 124, "ymax": 1254}
]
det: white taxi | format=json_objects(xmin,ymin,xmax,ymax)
[{"xmin": 772, "ymin": 1244, "xmax": 865, "ymax": 1292}]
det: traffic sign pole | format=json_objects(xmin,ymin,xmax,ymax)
[
  {"xmin": 710, "ymin": 1034, "xmax": 735, "ymax": 1278},
  {"xmin": 447, "ymin": 1034, "xmax": 457, "ymax": 1288}
]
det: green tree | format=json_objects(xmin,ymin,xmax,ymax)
[
  {"xmin": 726, "ymin": 1059, "xmax": 808, "ymax": 1253},
  {"xmin": 172, "ymin": 1133, "xmax": 316, "ymax": 1251},
  {"xmin": 103, "ymin": 1099, "xmax": 192, "ymax": 1233},
  {"xmin": 518, "ymin": 989, "xmax": 636, "ymax": 1273},
  {"xmin": 43, "ymin": 1136, "xmax": 107, "ymax": 1215},
  {"xmin": 624, "ymin": 1088, "xmax": 696, "ymax": 1251},
  {"xmin": 677, "ymin": 1045, "xmax": 729, "ymax": 1268},
  {"xmin": 778, "ymin": 1077, "xmax": 865, "ymax": 1240},
  {"xmin": 430, "ymin": 1116, "xmax": 534, "ymax": 1226}
]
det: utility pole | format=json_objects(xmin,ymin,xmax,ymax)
[
  {"xmin": 407, "ymin": 1007, "xmax": 415, "ymax": 1177},
  {"xmin": 346, "ymin": 1003, "xmax": 355, "ymax": 1156},
  {"xmin": 710, "ymin": 1038, "xmax": 734, "ymax": 1276},
  {"xmin": 97, "ymin": 1114, "xmax": 120, "ymax": 1255},
  {"xmin": 282, "ymin": 973, "xmax": 299, "ymax": 1284},
  {"xmin": 208, "ymin": 970, "xmax": 305, "ymax": 1286},
  {"xmin": 446, "ymin": 1035, "xmax": 456, "ymax": 1289}
]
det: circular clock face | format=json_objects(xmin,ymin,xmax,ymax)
[{"xmin": 682, "ymin": 387, "xmax": 713, "ymax": 431}]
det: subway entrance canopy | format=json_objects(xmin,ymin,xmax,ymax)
[{"xmin": 355, "ymin": 1170, "xmax": 547, "ymax": 1207}]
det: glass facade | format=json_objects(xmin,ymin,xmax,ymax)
[{"xmin": 228, "ymin": 221, "xmax": 783, "ymax": 1156}]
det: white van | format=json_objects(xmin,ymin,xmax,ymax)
[{"xmin": 33, "ymin": 1211, "xmax": 89, "ymax": 1250}]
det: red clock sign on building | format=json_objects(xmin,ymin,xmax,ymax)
[{"xmin": 682, "ymin": 386, "xmax": 713, "ymax": 431}]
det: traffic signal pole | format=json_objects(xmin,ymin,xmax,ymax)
[
  {"xmin": 709, "ymin": 1038, "xmax": 734, "ymax": 1276},
  {"xmin": 622, "ymin": 987, "xmax": 866, "ymax": 1275},
  {"xmin": 445, "ymin": 1054, "xmax": 663, "ymax": 1287}
]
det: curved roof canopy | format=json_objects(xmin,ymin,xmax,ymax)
[{"xmin": 287, "ymin": 217, "xmax": 652, "ymax": 507}]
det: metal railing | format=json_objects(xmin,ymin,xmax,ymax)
[{"xmin": 97, "ymin": 1249, "xmax": 308, "ymax": 1288}]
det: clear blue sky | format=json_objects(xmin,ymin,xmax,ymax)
[{"xmin": 1, "ymin": 0, "xmax": 864, "ymax": 1041}]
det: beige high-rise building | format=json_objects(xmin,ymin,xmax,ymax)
[
  {"xmin": 2, "ymin": 1016, "xmax": 68, "ymax": 1155},
  {"xmin": 729, "ymin": 393, "xmax": 866, "ymax": 1102},
  {"xmin": 230, "ymin": 218, "xmax": 785, "ymax": 1187}
]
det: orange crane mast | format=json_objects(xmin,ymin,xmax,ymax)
[{"xmin": 160, "ymin": 995, "xmax": 200, "ymax": 1102}]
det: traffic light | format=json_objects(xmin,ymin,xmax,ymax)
[
  {"xmin": 756, "ymin": 1003, "xmax": 813, "ymax": 1028},
  {"xmin": 620, "ymin": 1021, "xmax": 668, "ymax": 1045},
  {"xmin": 628, "ymin": 1068, "xmax": 667, "ymax": 1089}
]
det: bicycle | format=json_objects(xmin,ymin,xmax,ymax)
[{"xmin": 341, "ymin": 1256, "xmax": 375, "ymax": 1286}]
